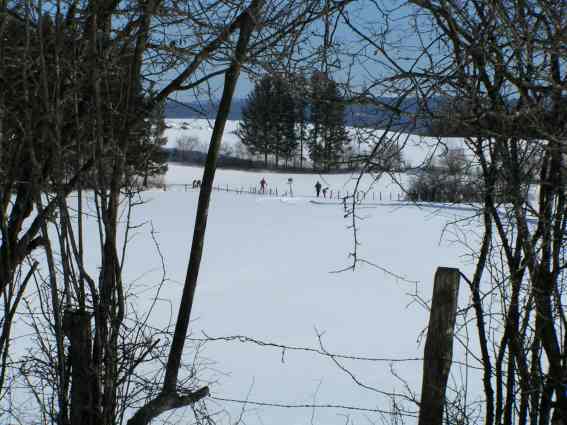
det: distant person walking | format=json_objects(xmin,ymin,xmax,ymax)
[
  {"xmin": 315, "ymin": 181, "xmax": 322, "ymax": 197},
  {"xmin": 322, "ymin": 187, "xmax": 328, "ymax": 198},
  {"xmin": 260, "ymin": 177, "xmax": 267, "ymax": 193}
]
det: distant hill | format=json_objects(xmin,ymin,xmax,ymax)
[{"xmin": 165, "ymin": 98, "xmax": 433, "ymax": 133}]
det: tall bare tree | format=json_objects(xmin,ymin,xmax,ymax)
[
  {"xmin": 1, "ymin": 0, "xmax": 354, "ymax": 424},
  {"xmin": 342, "ymin": 0, "xmax": 567, "ymax": 423}
]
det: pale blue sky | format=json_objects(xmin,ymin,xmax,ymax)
[{"xmin": 165, "ymin": 0, "xmax": 421, "ymax": 103}]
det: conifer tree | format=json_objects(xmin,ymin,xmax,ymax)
[
  {"xmin": 308, "ymin": 73, "xmax": 349, "ymax": 171},
  {"xmin": 137, "ymin": 99, "xmax": 169, "ymax": 186},
  {"xmin": 290, "ymin": 74, "xmax": 309, "ymax": 168},
  {"xmin": 238, "ymin": 74, "xmax": 298, "ymax": 168},
  {"xmin": 273, "ymin": 77, "xmax": 298, "ymax": 167},
  {"xmin": 238, "ymin": 76, "xmax": 273, "ymax": 166}
]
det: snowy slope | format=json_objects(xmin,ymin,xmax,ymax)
[
  {"xmin": 120, "ymin": 187, "xmax": 481, "ymax": 425},
  {"xmin": 10, "ymin": 162, "xmax": 484, "ymax": 425},
  {"xmin": 165, "ymin": 118, "xmax": 241, "ymax": 151},
  {"xmin": 166, "ymin": 163, "xmax": 410, "ymax": 198},
  {"xmin": 164, "ymin": 118, "xmax": 469, "ymax": 168}
]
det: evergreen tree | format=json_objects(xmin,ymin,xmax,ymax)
[
  {"xmin": 290, "ymin": 74, "xmax": 309, "ymax": 169},
  {"xmin": 321, "ymin": 79, "xmax": 350, "ymax": 168},
  {"xmin": 237, "ymin": 74, "xmax": 298, "ymax": 168},
  {"xmin": 273, "ymin": 77, "xmax": 298, "ymax": 167},
  {"xmin": 308, "ymin": 73, "xmax": 349, "ymax": 171},
  {"xmin": 136, "ymin": 99, "xmax": 169, "ymax": 186},
  {"xmin": 237, "ymin": 76, "xmax": 273, "ymax": 166}
]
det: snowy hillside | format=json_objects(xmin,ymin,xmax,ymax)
[
  {"xmin": 10, "ymin": 160, "xmax": 485, "ymax": 425},
  {"xmin": 165, "ymin": 163, "xmax": 411, "ymax": 199},
  {"xmin": 164, "ymin": 118, "xmax": 469, "ymax": 169},
  {"xmin": 69, "ymin": 163, "xmax": 482, "ymax": 424}
]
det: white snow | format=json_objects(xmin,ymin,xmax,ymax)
[
  {"xmin": 165, "ymin": 118, "xmax": 242, "ymax": 151},
  {"xmin": 164, "ymin": 118, "xmax": 469, "ymax": 169},
  {"xmin": 165, "ymin": 163, "xmax": 409, "ymax": 199},
  {"xmin": 68, "ymin": 163, "xmax": 482, "ymax": 424},
  {"xmin": 9, "ymin": 122, "xmax": 487, "ymax": 424}
]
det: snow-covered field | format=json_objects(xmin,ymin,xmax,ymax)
[
  {"xmin": 166, "ymin": 163, "xmax": 409, "ymax": 199},
  {"xmin": 79, "ymin": 163, "xmax": 482, "ymax": 424},
  {"xmin": 10, "ymin": 120, "xmax": 486, "ymax": 424},
  {"xmin": 165, "ymin": 118, "xmax": 242, "ymax": 151},
  {"xmin": 163, "ymin": 117, "xmax": 472, "ymax": 201},
  {"xmin": 164, "ymin": 118, "xmax": 468, "ymax": 168}
]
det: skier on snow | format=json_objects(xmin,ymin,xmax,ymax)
[
  {"xmin": 260, "ymin": 178, "xmax": 267, "ymax": 193},
  {"xmin": 315, "ymin": 181, "xmax": 322, "ymax": 197}
]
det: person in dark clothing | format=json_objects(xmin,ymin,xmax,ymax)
[
  {"xmin": 315, "ymin": 181, "xmax": 322, "ymax": 197},
  {"xmin": 260, "ymin": 178, "xmax": 267, "ymax": 193},
  {"xmin": 322, "ymin": 187, "xmax": 328, "ymax": 198}
]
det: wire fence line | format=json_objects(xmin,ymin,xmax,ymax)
[
  {"xmin": 4, "ymin": 179, "xmax": 406, "ymax": 202},
  {"xmin": 160, "ymin": 183, "xmax": 406, "ymax": 202}
]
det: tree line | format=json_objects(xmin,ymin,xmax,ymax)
[{"xmin": 237, "ymin": 71, "xmax": 350, "ymax": 171}]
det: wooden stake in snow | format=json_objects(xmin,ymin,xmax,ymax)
[{"xmin": 418, "ymin": 267, "xmax": 460, "ymax": 425}]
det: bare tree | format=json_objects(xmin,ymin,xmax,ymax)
[
  {"xmin": 341, "ymin": 0, "xmax": 567, "ymax": 423},
  {"xmin": 1, "ymin": 1, "xmax": 356, "ymax": 424}
]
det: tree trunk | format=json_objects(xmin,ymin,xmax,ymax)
[
  {"xmin": 161, "ymin": 0, "xmax": 264, "ymax": 399},
  {"xmin": 63, "ymin": 310, "xmax": 95, "ymax": 425}
]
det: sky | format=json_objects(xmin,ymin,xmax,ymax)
[{"xmin": 163, "ymin": 0, "xmax": 419, "ymax": 102}]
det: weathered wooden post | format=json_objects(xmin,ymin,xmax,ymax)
[
  {"xmin": 419, "ymin": 267, "xmax": 460, "ymax": 425},
  {"xmin": 63, "ymin": 310, "xmax": 94, "ymax": 425}
]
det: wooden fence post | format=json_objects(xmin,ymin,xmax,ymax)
[{"xmin": 418, "ymin": 267, "xmax": 460, "ymax": 425}]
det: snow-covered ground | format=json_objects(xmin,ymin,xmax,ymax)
[
  {"xmin": 164, "ymin": 118, "xmax": 469, "ymax": 169},
  {"xmin": 9, "ymin": 134, "xmax": 487, "ymax": 423},
  {"xmin": 166, "ymin": 163, "xmax": 410, "ymax": 199},
  {"xmin": 63, "ymin": 162, "xmax": 482, "ymax": 424},
  {"xmin": 165, "ymin": 118, "xmax": 242, "ymax": 152}
]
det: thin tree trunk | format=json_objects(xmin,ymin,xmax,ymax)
[{"xmin": 128, "ymin": 7, "xmax": 264, "ymax": 425}]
